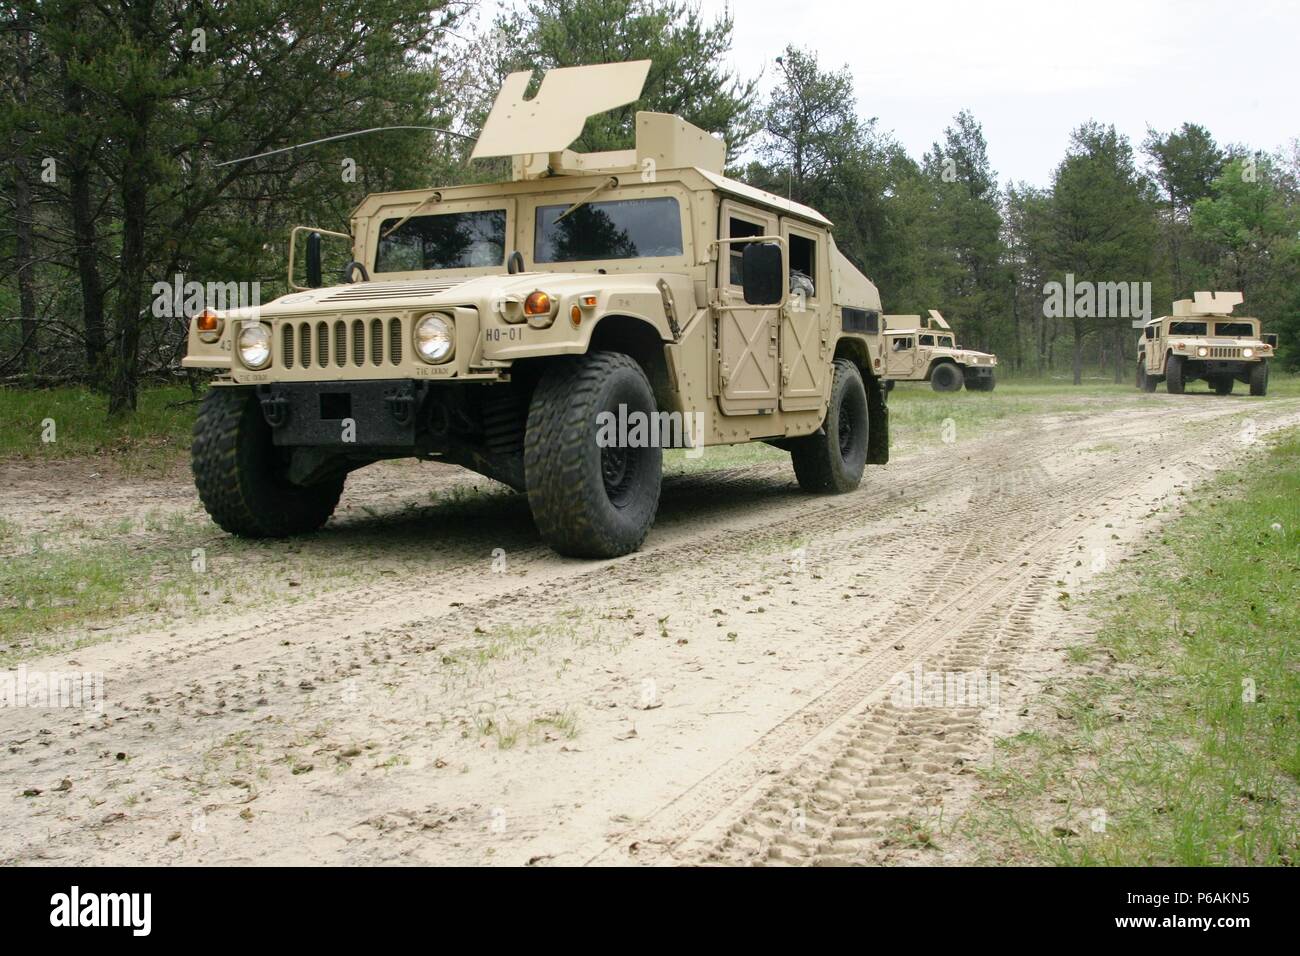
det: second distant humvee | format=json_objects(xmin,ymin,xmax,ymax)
[
  {"xmin": 882, "ymin": 311, "xmax": 998, "ymax": 392},
  {"xmin": 1137, "ymin": 292, "xmax": 1276, "ymax": 396},
  {"xmin": 182, "ymin": 61, "xmax": 891, "ymax": 558}
]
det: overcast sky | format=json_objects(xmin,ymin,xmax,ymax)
[{"xmin": 696, "ymin": 0, "xmax": 1297, "ymax": 186}]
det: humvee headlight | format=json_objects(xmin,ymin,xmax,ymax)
[
  {"xmin": 414, "ymin": 313, "xmax": 454, "ymax": 363},
  {"xmin": 195, "ymin": 309, "xmax": 223, "ymax": 343},
  {"xmin": 237, "ymin": 323, "xmax": 271, "ymax": 369},
  {"xmin": 1242, "ymin": 347, "xmax": 1254, "ymax": 358},
  {"xmin": 1197, "ymin": 346, "xmax": 1209, "ymax": 357}
]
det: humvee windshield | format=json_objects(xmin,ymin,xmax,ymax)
[
  {"xmin": 534, "ymin": 197, "xmax": 683, "ymax": 263},
  {"xmin": 1214, "ymin": 321, "xmax": 1255, "ymax": 337},
  {"xmin": 375, "ymin": 210, "xmax": 507, "ymax": 272},
  {"xmin": 1169, "ymin": 321, "xmax": 1208, "ymax": 335}
]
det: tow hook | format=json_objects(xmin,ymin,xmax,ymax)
[
  {"xmin": 384, "ymin": 384, "xmax": 419, "ymax": 426},
  {"xmin": 257, "ymin": 386, "xmax": 290, "ymax": 428}
]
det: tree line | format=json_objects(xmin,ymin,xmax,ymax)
[{"xmin": 3, "ymin": 0, "xmax": 1297, "ymax": 415}]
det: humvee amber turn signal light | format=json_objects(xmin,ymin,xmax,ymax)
[
  {"xmin": 196, "ymin": 309, "xmax": 223, "ymax": 343},
  {"xmin": 523, "ymin": 291, "xmax": 552, "ymax": 316}
]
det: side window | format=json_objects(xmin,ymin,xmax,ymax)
[
  {"xmin": 1144, "ymin": 326, "xmax": 1155, "ymax": 340},
  {"xmin": 789, "ymin": 232, "xmax": 817, "ymax": 298},
  {"xmin": 919, "ymin": 334, "xmax": 935, "ymax": 346},
  {"xmin": 940, "ymin": 336, "xmax": 954, "ymax": 347},
  {"xmin": 891, "ymin": 337, "xmax": 914, "ymax": 352},
  {"xmin": 728, "ymin": 216, "xmax": 765, "ymax": 286},
  {"xmin": 535, "ymin": 197, "xmax": 682, "ymax": 263}
]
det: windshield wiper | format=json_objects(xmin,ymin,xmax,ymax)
[
  {"xmin": 555, "ymin": 177, "xmax": 619, "ymax": 223},
  {"xmin": 381, "ymin": 191, "xmax": 443, "ymax": 240}
]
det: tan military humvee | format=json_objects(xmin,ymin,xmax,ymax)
[
  {"xmin": 881, "ymin": 311, "xmax": 997, "ymax": 392},
  {"xmin": 1136, "ymin": 292, "xmax": 1276, "ymax": 396},
  {"xmin": 182, "ymin": 61, "xmax": 890, "ymax": 558}
]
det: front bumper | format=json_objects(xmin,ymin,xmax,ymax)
[
  {"xmin": 964, "ymin": 365, "xmax": 995, "ymax": 379},
  {"xmin": 256, "ymin": 380, "xmax": 428, "ymax": 447},
  {"xmin": 1184, "ymin": 358, "xmax": 1259, "ymax": 376}
]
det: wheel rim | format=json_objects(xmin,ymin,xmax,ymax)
[
  {"xmin": 838, "ymin": 408, "xmax": 854, "ymax": 457},
  {"xmin": 601, "ymin": 444, "xmax": 640, "ymax": 507}
]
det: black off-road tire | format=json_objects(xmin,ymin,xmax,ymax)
[
  {"xmin": 1165, "ymin": 354, "xmax": 1185, "ymax": 394},
  {"xmin": 192, "ymin": 387, "xmax": 344, "ymax": 537},
  {"xmin": 1213, "ymin": 375, "xmax": 1234, "ymax": 395},
  {"xmin": 1249, "ymin": 361, "xmax": 1269, "ymax": 397},
  {"xmin": 930, "ymin": 362, "xmax": 963, "ymax": 393},
  {"xmin": 790, "ymin": 359, "xmax": 869, "ymax": 494},
  {"xmin": 965, "ymin": 370, "xmax": 995, "ymax": 392},
  {"xmin": 1138, "ymin": 361, "xmax": 1158, "ymax": 392},
  {"xmin": 524, "ymin": 351, "xmax": 662, "ymax": 559}
]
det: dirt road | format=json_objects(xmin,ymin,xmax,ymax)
[{"xmin": 2, "ymin": 392, "xmax": 1297, "ymax": 865}]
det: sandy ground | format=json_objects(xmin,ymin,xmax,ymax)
[{"xmin": 1, "ymin": 391, "xmax": 1296, "ymax": 866}]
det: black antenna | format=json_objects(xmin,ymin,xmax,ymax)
[{"xmin": 213, "ymin": 126, "xmax": 476, "ymax": 168}]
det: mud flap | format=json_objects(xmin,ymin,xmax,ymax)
[{"xmin": 866, "ymin": 374, "xmax": 889, "ymax": 465}]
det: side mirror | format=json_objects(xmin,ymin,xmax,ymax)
[
  {"xmin": 741, "ymin": 242, "xmax": 783, "ymax": 306},
  {"xmin": 1262, "ymin": 333, "xmax": 1278, "ymax": 347},
  {"xmin": 306, "ymin": 231, "xmax": 323, "ymax": 288}
]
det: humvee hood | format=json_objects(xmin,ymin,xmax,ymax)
[
  {"xmin": 1169, "ymin": 335, "xmax": 1268, "ymax": 348},
  {"xmin": 250, "ymin": 273, "xmax": 629, "ymax": 318}
]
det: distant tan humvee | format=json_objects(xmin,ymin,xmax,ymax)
[
  {"xmin": 1137, "ymin": 292, "xmax": 1276, "ymax": 396},
  {"xmin": 881, "ymin": 311, "xmax": 997, "ymax": 392},
  {"xmin": 183, "ymin": 61, "xmax": 891, "ymax": 558}
]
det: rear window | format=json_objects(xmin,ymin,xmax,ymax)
[
  {"xmin": 376, "ymin": 210, "xmax": 506, "ymax": 272},
  {"xmin": 1215, "ymin": 322, "xmax": 1254, "ymax": 337},
  {"xmin": 534, "ymin": 197, "xmax": 683, "ymax": 263},
  {"xmin": 1169, "ymin": 321, "xmax": 1207, "ymax": 335}
]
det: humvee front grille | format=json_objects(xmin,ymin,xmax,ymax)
[
  {"xmin": 278, "ymin": 317, "xmax": 406, "ymax": 370},
  {"xmin": 1208, "ymin": 346, "xmax": 1242, "ymax": 358},
  {"xmin": 316, "ymin": 322, "xmax": 329, "ymax": 366},
  {"xmin": 388, "ymin": 317, "xmax": 402, "ymax": 364},
  {"xmin": 351, "ymin": 319, "xmax": 365, "ymax": 366}
]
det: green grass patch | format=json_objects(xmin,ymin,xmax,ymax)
[
  {"xmin": 0, "ymin": 384, "xmax": 200, "ymax": 469},
  {"xmin": 965, "ymin": 429, "xmax": 1300, "ymax": 864},
  {"xmin": 883, "ymin": 380, "xmax": 1139, "ymax": 453},
  {"xmin": 0, "ymin": 535, "xmax": 202, "ymax": 661}
]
